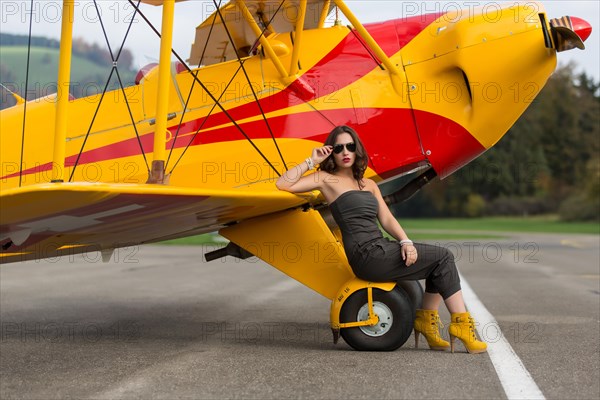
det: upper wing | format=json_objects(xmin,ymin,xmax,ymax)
[
  {"xmin": 188, "ymin": 0, "xmax": 334, "ymax": 66},
  {"xmin": 0, "ymin": 182, "xmax": 315, "ymax": 264}
]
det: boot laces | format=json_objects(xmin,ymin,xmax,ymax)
[
  {"xmin": 456, "ymin": 316, "xmax": 477, "ymax": 341},
  {"xmin": 468, "ymin": 316, "xmax": 476, "ymax": 341},
  {"xmin": 430, "ymin": 314, "xmax": 444, "ymax": 330}
]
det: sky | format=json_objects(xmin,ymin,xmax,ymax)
[{"xmin": 1, "ymin": 0, "xmax": 598, "ymax": 81}]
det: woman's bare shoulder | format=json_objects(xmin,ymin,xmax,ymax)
[{"xmin": 362, "ymin": 178, "xmax": 379, "ymax": 190}]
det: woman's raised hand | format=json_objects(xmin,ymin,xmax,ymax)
[
  {"xmin": 402, "ymin": 244, "xmax": 418, "ymax": 267},
  {"xmin": 311, "ymin": 145, "xmax": 333, "ymax": 164}
]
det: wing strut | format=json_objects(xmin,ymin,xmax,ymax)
[
  {"xmin": 18, "ymin": 0, "xmax": 35, "ymax": 187},
  {"xmin": 332, "ymin": 0, "xmax": 406, "ymax": 94},
  {"xmin": 317, "ymin": 0, "xmax": 331, "ymax": 28},
  {"xmin": 236, "ymin": 0, "xmax": 288, "ymax": 79},
  {"xmin": 147, "ymin": 0, "xmax": 176, "ymax": 184},
  {"xmin": 289, "ymin": 0, "xmax": 307, "ymax": 77},
  {"xmin": 51, "ymin": 0, "xmax": 75, "ymax": 183}
]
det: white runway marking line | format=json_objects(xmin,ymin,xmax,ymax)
[{"xmin": 459, "ymin": 272, "xmax": 545, "ymax": 400}]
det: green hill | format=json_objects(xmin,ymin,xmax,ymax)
[{"xmin": 0, "ymin": 46, "xmax": 136, "ymax": 100}]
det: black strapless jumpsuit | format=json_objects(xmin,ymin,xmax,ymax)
[{"xmin": 329, "ymin": 190, "xmax": 461, "ymax": 300}]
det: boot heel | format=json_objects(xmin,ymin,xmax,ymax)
[
  {"xmin": 449, "ymin": 312, "xmax": 487, "ymax": 354},
  {"xmin": 414, "ymin": 328, "xmax": 420, "ymax": 348}
]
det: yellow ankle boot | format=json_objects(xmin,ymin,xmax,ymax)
[
  {"xmin": 414, "ymin": 309, "xmax": 450, "ymax": 351},
  {"xmin": 448, "ymin": 312, "xmax": 487, "ymax": 354}
]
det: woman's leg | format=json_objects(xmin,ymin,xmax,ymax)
[
  {"xmin": 422, "ymin": 289, "xmax": 468, "ymax": 313},
  {"xmin": 422, "ymin": 292, "xmax": 443, "ymax": 310},
  {"xmin": 444, "ymin": 290, "xmax": 467, "ymax": 313}
]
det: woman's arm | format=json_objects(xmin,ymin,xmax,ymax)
[
  {"xmin": 276, "ymin": 146, "xmax": 332, "ymax": 193},
  {"xmin": 368, "ymin": 180, "xmax": 418, "ymax": 266}
]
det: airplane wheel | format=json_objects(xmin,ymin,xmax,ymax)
[
  {"xmin": 396, "ymin": 280, "xmax": 423, "ymax": 310},
  {"xmin": 339, "ymin": 286, "xmax": 413, "ymax": 351}
]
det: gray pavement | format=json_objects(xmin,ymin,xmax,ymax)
[{"xmin": 1, "ymin": 232, "xmax": 598, "ymax": 399}]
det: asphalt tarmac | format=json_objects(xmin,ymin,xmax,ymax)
[{"xmin": 1, "ymin": 232, "xmax": 598, "ymax": 399}]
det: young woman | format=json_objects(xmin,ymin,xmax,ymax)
[{"xmin": 276, "ymin": 125, "xmax": 487, "ymax": 354}]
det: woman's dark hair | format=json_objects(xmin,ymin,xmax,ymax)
[{"xmin": 318, "ymin": 125, "xmax": 369, "ymax": 187}]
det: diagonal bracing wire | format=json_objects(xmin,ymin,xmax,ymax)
[
  {"xmin": 165, "ymin": 0, "xmax": 223, "ymax": 172},
  {"xmin": 18, "ymin": 0, "xmax": 34, "ymax": 187},
  {"xmin": 168, "ymin": 0, "xmax": 289, "ymax": 175},
  {"xmin": 69, "ymin": 0, "xmax": 149, "ymax": 182},
  {"xmin": 167, "ymin": 63, "xmax": 245, "ymax": 175},
  {"xmin": 127, "ymin": 0, "xmax": 282, "ymax": 177},
  {"xmin": 213, "ymin": 0, "xmax": 289, "ymax": 172}
]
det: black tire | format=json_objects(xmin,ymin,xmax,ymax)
[
  {"xmin": 339, "ymin": 286, "xmax": 413, "ymax": 351},
  {"xmin": 396, "ymin": 280, "xmax": 424, "ymax": 311}
]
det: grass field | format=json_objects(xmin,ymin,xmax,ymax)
[
  {"xmin": 399, "ymin": 216, "xmax": 599, "ymax": 234},
  {"xmin": 160, "ymin": 215, "xmax": 598, "ymax": 246}
]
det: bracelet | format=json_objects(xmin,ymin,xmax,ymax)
[
  {"xmin": 305, "ymin": 157, "xmax": 315, "ymax": 170},
  {"xmin": 400, "ymin": 239, "xmax": 413, "ymax": 247}
]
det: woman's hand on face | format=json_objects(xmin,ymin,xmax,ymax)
[
  {"xmin": 402, "ymin": 244, "xmax": 418, "ymax": 267},
  {"xmin": 311, "ymin": 146, "xmax": 333, "ymax": 164}
]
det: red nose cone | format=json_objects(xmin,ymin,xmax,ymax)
[{"xmin": 570, "ymin": 16, "xmax": 592, "ymax": 42}]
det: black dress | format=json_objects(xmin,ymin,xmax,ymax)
[{"xmin": 329, "ymin": 190, "xmax": 461, "ymax": 299}]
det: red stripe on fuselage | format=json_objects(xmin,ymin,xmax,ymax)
[
  {"xmin": 4, "ymin": 108, "xmax": 485, "ymax": 183},
  {"xmin": 194, "ymin": 19, "xmax": 405, "ymax": 130},
  {"xmin": 5, "ymin": 14, "xmax": 446, "ymax": 181}
]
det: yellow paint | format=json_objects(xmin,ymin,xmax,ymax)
[
  {"xmin": 560, "ymin": 239, "xmax": 586, "ymax": 249},
  {"xmin": 220, "ymin": 208, "xmax": 354, "ymax": 299},
  {"xmin": 401, "ymin": 1, "xmax": 556, "ymax": 150},
  {"xmin": 237, "ymin": 0, "xmax": 288, "ymax": 78}
]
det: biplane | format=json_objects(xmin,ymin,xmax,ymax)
[{"xmin": 0, "ymin": 0, "xmax": 591, "ymax": 350}]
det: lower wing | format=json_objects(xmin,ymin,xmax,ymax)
[{"xmin": 0, "ymin": 182, "xmax": 314, "ymax": 263}]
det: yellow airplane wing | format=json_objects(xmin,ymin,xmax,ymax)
[
  {"xmin": 188, "ymin": 0, "xmax": 334, "ymax": 65},
  {"xmin": 0, "ymin": 183, "xmax": 314, "ymax": 264}
]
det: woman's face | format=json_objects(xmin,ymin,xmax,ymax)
[{"xmin": 333, "ymin": 132, "xmax": 356, "ymax": 169}]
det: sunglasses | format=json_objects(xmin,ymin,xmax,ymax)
[{"xmin": 333, "ymin": 142, "xmax": 356, "ymax": 154}]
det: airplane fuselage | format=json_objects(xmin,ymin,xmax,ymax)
[{"xmin": 1, "ymin": 2, "xmax": 556, "ymax": 193}]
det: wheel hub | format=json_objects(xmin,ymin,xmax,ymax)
[{"xmin": 357, "ymin": 301, "xmax": 393, "ymax": 337}]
